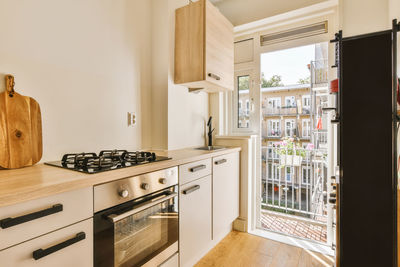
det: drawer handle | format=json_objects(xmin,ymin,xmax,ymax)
[
  {"xmin": 215, "ymin": 159, "xmax": 227, "ymax": 165},
  {"xmin": 208, "ymin": 73, "xmax": 221, "ymax": 81},
  {"xmin": 182, "ymin": 185, "xmax": 200, "ymax": 195},
  {"xmin": 0, "ymin": 204, "xmax": 63, "ymax": 229},
  {"xmin": 33, "ymin": 232, "xmax": 86, "ymax": 260},
  {"xmin": 190, "ymin": 165, "xmax": 206, "ymax": 172}
]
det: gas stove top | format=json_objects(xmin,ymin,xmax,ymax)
[{"xmin": 45, "ymin": 150, "xmax": 171, "ymax": 174}]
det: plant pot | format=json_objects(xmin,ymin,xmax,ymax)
[
  {"xmin": 280, "ymin": 155, "xmax": 302, "ymax": 166},
  {"xmin": 292, "ymin": 155, "xmax": 302, "ymax": 166}
]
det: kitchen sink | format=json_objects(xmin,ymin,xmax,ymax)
[{"xmin": 195, "ymin": 146, "xmax": 225, "ymax": 151}]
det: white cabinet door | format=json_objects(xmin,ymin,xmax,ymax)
[
  {"xmin": 179, "ymin": 175, "xmax": 212, "ymax": 267},
  {"xmin": 0, "ymin": 218, "xmax": 93, "ymax": 267},
  {"xmin": 212, "ymin": 152, "xmax": 239, "ymax": 239}
]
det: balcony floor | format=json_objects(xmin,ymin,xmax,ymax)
[{"xmin": 261, "ymin": 211, "xmax": 327, "ymax": 243}]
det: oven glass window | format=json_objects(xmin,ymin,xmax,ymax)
[{"xmin": 114, "ymin": 197, "xmax": 178, "ymax": 267}]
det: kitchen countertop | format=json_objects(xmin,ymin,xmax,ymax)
[{"xmin": 0, "ymin": 147, "xmax": 241, "ymax": 207}]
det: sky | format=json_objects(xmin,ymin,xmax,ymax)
[{"xmin": 261, "ymin": 44, "xmax": 315, "ymax": 86}]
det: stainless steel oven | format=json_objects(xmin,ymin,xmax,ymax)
[{"xmin": 94, "ymin": 167, "xmax": 178, "ymax": 267}]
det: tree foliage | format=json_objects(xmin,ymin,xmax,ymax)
[
  {"xmin": 261, "ymin": 74, "xmax": 284, "ymax": 88},
  {"xmin": 238, "ymin": 76, "xmax": 250, "ymax": 91},
  {"xmin": 298, "ymin": 76, "xmax": 311, "ymax": 84}
]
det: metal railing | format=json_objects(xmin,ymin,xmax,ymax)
[
  {"xmin": 265, "ymin": 131, "xmax": 282, "ymax": 138},
  {"xmin": 261, "ymin": 145, "xmax": 328, "ymax": 221},
  {"xmin": 311, "ymin": 60, "xmax": 328, "ymax": 85},
  {"xmin": 263, "ymin": 106, "xmax": 298, "ymax": 116}
]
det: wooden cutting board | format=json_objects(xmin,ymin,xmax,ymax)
[{"xmin": 0, "ymin": 75, "xmax": 42, "ymax": 169}]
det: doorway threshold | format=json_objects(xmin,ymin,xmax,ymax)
[{"xmin": 250, "ymin": 228, "xmax": 334, "ymax": 257}]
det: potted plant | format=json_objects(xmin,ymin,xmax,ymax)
[{"xmin": 277, "ymin": 137, "xmax": 308, "ymax": 167}]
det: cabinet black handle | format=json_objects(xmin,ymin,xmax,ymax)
[
  {"xmin": 33, "ymin": 232, "xmax": 86, "ymax": 260},
  {"xmin": 0, "ymin": 204, "xmax": 63, "ymax": 229},
  {"xmin": 183, "ymin": 185, "xmax": 200, "ymax": 195},
  {"xmin": 208, "ymin": 73, "xmax": 221, "ymax": 81},
  {"xmin": 190, "ymin": 165, "xmax": 206, "ymax": 172},
  {"xmin": 214, "ymin": 159, "xmax": 227, "ymax": 165}
]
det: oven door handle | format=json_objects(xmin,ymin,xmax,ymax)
[{"xmin": 107, "ymin": 193, "xmax": 178, "ymax": 223}]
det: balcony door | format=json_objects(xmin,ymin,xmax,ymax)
[{"xmin": 255, "ymin": 42, "xmax": 334, "ymax": 250}]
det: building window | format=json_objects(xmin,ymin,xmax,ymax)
[
  {"xmin": 268, "ymin": 163, "xmax": 280, "ymax": 181},
  {"xmin": 268, "ymin": 97, "xmax": 281, "ymax": 108},
  {"xmin": 285, "ymin": 119, "xmax": 296, "ymax": 136},
  {"xmin": 302, "ymin": 119, "xmax": 311, "ymax": 137},
  {"xmin": 268, "ymin": 119, "xmax": 281, "ymax": 137},
  {"xmin": 285, "ymin": 166, "xmax": 293, "ymax": 182},
  {"xmin": 302, "ymin": 95, "xmax": 311, "ymax": 108},
  {"xmin": 237, "ymin": 75, "xmax": 250, "ymax": 129},
  {"xmin": 302, "ymin": 166, "xmax": 312, "ymax": 185},
  {"xmin": 285, "ymin": 96, "xmax": 296, "ymax": 107}
]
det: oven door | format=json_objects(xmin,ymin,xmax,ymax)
[{"xmin": 94, "ymin": 187, "xmax": 178, "ymax": 267}]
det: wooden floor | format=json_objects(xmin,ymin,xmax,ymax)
[{"xmin": 195, "ymin": 231, "xmax": 334, "ymax": 267}]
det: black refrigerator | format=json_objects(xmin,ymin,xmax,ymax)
[{"xmin": 333, "ymin": 20, "xmax": 399, "ymax": 267}]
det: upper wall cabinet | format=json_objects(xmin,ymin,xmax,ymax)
[{"xmin": 174, "ymin": 0, "xmax": 234, "ymax": 93}]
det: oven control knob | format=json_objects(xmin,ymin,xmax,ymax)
[
  {"xmin": 159, "ymin": 178, "xmax": 167, "ymax": 184},
  {"xmin": 119, "ymin": 189, "xmax": 129, "ymax": 198},
  {"xmin": 141, "ymin": 183, "xmax": 149, "ymax": 190}
]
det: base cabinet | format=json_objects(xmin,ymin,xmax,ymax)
[
  {"xmin": 0, "ymin": 218, "xmax": 93, "ymax": 267},
  {"xmin": 179, "ymin": 175, "xmax": 212, "ymax": 267},
  {"xmin": 212, "ymin": 152, "xmax": 239, "ymax": 239},
  {"xmin": 160, "ymin": 253, "xmax": 179, "ymax": 267}
]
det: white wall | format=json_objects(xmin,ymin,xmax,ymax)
[
  {"xmin": 389, "ymin": 0, "xmax": 400, "ymax": 74},
  {"xmin": 0, "ymin": 0, "xmax": 152, "ymax": 161},
  {"xmin": 339, "ymin": 0, "xmax": 389, "ymax": 37}
]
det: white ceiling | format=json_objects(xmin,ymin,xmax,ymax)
[{"xmin": 211, "ymin": 0, "xmax": 329, "ymax": 26}]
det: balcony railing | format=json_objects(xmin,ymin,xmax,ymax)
[
  {"xmin": 261, "ymin": 145, "xmax": 328, "ymax": 221},
  {"xmin": 263, "ymin": 106, "xmax": 312, "ymax": 116},
  {"xmin": 265, "ymin": 131, "xmax": 282, "ymax": 138},
  {"xmin": 263, "ymin": 105, "xmax": 297, "ymax": 116}
]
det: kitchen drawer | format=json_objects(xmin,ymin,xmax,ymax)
[
  {"xmin": 179, "ymin": 158, "xmax": 212, "ymax": 185},
  {"xmin": 0, "ymin": 218, "xmax": 93, "ymax": 267},
  {"xmin": 0, "ymin": 187, "xmax": 93, "ymax": 250}
]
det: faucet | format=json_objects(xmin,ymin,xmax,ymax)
[{"xmin": 207, "ymin": 116, "xmax": 215, "ymax": 147}]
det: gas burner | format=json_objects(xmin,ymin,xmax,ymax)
[
  {"xmin": 46, "ymin": 150, "xmax": 171, "ymax": 174},
  {"xmin": 61, "ymin": 153, "xmax": 97, "ymax": 166},
  {"xmin": 99, "ymin": 150, "xmax": 128, "ymax": 161},
  {"xmin": 122, "ymin": 151, "xmax": 156, "ymax": 164},
  {"xmin": 83, "ymin": 156, "xmax": 118, "ymax": 170}
]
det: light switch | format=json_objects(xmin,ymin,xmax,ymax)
[{"xmin": 127, "ymin": 112, "xmax": 136, "ymax": 126}]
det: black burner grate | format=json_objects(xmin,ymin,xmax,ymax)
[{"xmin": 46, "ymin": 150, "xmax": 170, "ymax": 174}]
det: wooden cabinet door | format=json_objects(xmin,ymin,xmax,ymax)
[
  {"xmin": 212, "ymin": 152, "xmax": 239, "ymax": 239},
  {"xmin": 179, "ymin": 175, "xmax": 212, "ymax": 267},
  {"xmin": 0, "ymin": 218, "xmax": 93, "ymax": 267},
  {"xmin": 205, "ymin": 0, "xmax": 234, "ymax": 91}
]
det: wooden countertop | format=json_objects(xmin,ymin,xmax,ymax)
[{"xmin": 0, "ymin": 147, "xmax": 241, "ymax": 207}]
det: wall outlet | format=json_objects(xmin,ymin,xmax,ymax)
[{"xmin": 127, "ymin": 112, "xmax": 136, "ymax": 126}]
